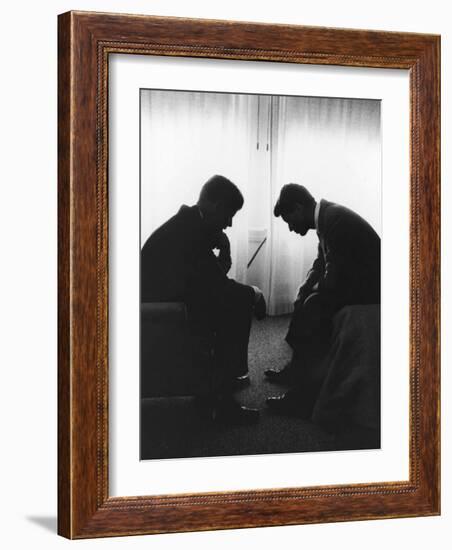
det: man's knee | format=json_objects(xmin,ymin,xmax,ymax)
[{"xmin": 300, "ymin": 292, "xmax": 337, "ymax": 333}]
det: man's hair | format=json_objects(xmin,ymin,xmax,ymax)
[
  {"xmin": 274, "ymin": 183, "xmax": 315, "ymax": 217},
  {"xmin": 198, "ymin": 175, "xmax": 244, "ymax": 211}
]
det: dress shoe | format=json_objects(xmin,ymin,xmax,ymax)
[
  {"xmin": 213, "ymin": 398, "xmax": 260, "ymax": 425},
  {"xmin": 266, "ymin": 392, "xmax": 312, "ymax": 418},
  {"xmin": 264, "ymin": 363, "xmax": 295, "ymax": 384},
  {"xmin": 232, "ymin": 373, "xmax": 251, "ymax": 389}
]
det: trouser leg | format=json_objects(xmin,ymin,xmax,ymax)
[
  {"xmin": 213, "ymin": 300, "xmax": 253, "ymax": 390},
  {"xmin": 187, "ymin": 292, "xmax": 253, "ymax": 406},
  {"xmin": 286, "ymin": 292, "xmax": 339, "ymax": 382}
]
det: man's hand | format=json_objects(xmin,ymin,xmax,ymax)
[
  {"xmin": 294, "ymin": 285, "xmax": 309, "ymax": 308},
  {"xmin": 211, "ymin": 231, "xmax": 232, "ymax": 273},
  {"xmin": 211, "ymin": 231, "xmax": 230, "ymax": 253}
]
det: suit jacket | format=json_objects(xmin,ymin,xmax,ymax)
[
  {"xmin": 141, "ymin": 205, "xmax": 254, "ymax": 317},
  {"xmin": 303, "ymin": 199, "xmax": 381, "ymax": 305}
]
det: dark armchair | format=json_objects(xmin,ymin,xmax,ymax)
[{"xmin": 140, "ymin": 302, "xmax": 215, "ymax": 399}]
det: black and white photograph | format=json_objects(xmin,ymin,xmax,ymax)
[
  {"xmin": 140, "ymin": 89, "xmax": 382, "ymax": 460},
  {"xmin": 2, "ymin": 0, "xmax": 445, "ymax": 546}
]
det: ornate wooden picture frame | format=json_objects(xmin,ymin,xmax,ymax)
[{"xmin": 58, "ymin": 11, "xmax": 440, "ymax": 538}]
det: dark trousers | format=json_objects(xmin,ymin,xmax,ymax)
[
  {"xmin": 286, "ymin": 292, "xmax": 342, "ymax": 385},
  {"xmin": 188, "ymin": 293, "xmax": 253, "ymax": 399},
  {"xmin": 281, "ymin": 292, "xmax": 342, "ymax": 415}
]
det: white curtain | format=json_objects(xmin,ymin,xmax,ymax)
[
  {"xmin": 265, "ymin": 95, "xmax": 381, "ymax": 315},
  {"xmin": 141, "ymin": 90, "xmax": 257, "ymax": 282},
  {"xmin": 141, "ymin": 91, "xmax": 381, "ymax": 315}
]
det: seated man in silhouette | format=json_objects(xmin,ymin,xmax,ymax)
[
  {"xmin": 265, "ymin": 183, "xmax": 380, "ymax": 417},
  {"xmin": 141, "ymin": 175, "xmax": 266, "ymax": 424}
]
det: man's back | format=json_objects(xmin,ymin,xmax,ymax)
[
  {"xmin": 141, "ymin": 205, "xmax": 254, "ymax": 312},
  {"xmin": 141, "ymin": 205, "xmax": 207, "ymax": 303},
  {"xmin": 318, "ymin": 199, "xmax": 380, "ymax": 305}
]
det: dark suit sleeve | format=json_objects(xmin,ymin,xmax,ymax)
[
  {"xmin": 217, "ymin": 244, "xmax": 232, "ymax": 274},
  {"xmin": 306, "ymin": 244, "xmax": 324, "ymax": 286},
  {"xmin": 297, "ymin": 244, "xmax": 324, "ymax": 298},
  {"xmin": 189, "ymin": 249, "xmax": 255, "ymax": 312},
  {"xmin": 320, "ymin": 245, "xmax": 338, "ymax": 291},
  {"xmin": 321, "ymin": 216, "xmax": 381, "ymax": 305},
  {"xmin": 318, "ymin": 215, "xmax": 364, "ymax": 294},
  {"xmin": 318, "ymin": 218, "xmax": 348, "ymax": 292}
]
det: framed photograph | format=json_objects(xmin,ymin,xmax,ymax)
[{"xmin": 58, "ymin": 11, "xmax": 440, "ymax": 538}]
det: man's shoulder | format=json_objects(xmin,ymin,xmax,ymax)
[
  {"xmin": 142, "ymin": 205, "xmax": 199, "ymax": 248},
  {"xmin": 158, "ymin": 204, "xmax": 199, "ymax": 230},
  {"xmin": 321, "ymin": 199, "xmax": 349, "ymax": 216},
  {"xmin": 320, "ymin": 200, "xmax": 379, "ymax": 244},
  {"xmin": 319, "ymin": 200, "xmax": 348, "ymax": 230},
  {"xmin": 322, "ymin": 200, "xmax": 369, "ymax": 225}
]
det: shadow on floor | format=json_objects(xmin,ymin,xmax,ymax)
[{"xmin": 26, "ymin": 516, "xmax": 57, "ymax": 533}]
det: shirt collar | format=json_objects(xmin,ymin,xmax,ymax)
[{"xmin": 314, "ymin": 201, "xmax": 321, "ymax": 234}]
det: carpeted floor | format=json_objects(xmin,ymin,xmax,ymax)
[{"xmin": 140, "ymin": 314, "xmax": 379, "ymax": 460}]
